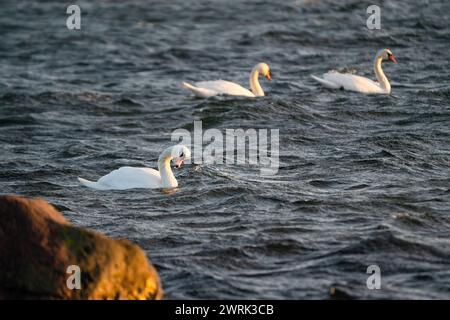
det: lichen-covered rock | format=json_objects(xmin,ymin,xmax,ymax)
[{"xmin": 0, "ymin": 195, "xmax": 162, "ymax": 300}]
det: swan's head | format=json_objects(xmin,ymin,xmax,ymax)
[
  {"xmin": 170, "ymin": 145, "xmax": 191, "ymax": 168},
  {"xmin": 255, "ymin": 62, "xmax": 271, "ymax": 80},
  {"xmin": 378, "ymin": 48, "xmax": 397, "ymax": 63}
]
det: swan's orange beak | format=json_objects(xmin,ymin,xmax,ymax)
[
  {"xmin": 265, "ymin": 71, "xmax": 271, "ymax": 81},
  {"xmin": 388, "ymin": 54, "xmax": 397, "ymax": 63},
  {"xmin": 174, "ymin": 159, "xmax": 184, "ymax": 168}
]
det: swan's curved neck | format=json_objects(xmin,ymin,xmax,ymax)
[
  {"xmin": 249, "ymin": 67, "xmax": 264, "ymax": 97},
  {"xmin": 374, "ymin": 56, "xmax": 391, "ymax": 93},
  {"xmin": 158, "ymin": 147, "xmax": 178, "ymax": 188}
]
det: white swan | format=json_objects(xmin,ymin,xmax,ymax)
[
  {"xmin": 78, "ymin": 145, "xmax": 191, "ymax": 190},
  {"xmin": 311, "ymin": 49, "xmax": 397, "ymax": 94},
  {"xmin": 182, "ymin": 62, "xmax": 271, "ymax": 98}
]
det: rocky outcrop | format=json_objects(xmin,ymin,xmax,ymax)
[{"xmin": 0, "ymin": 195, "xmax": 162, "ymax": 300}]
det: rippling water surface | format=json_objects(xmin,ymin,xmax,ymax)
[{"xmin": 1, "ymin": 0, "xmax": 449, "ymax": 299}]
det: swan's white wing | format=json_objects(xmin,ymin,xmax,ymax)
[
  {"xmin": 84, "ymin": 167, "xmax": 162, "ymax": 190},
  {"xmin": 311, "ymin": 75, "xmax": 341, "ymax": 89},
  {"xmin": 185, "ymin": 80, "xmax": 255, "ymax": 97},
  {"xmin": 183, "ymin": 82, "xmax": 218, "ymax": 97},
  {"xmin": 321, "ymin": 72, "xmax": 384, "ymax": 94}
]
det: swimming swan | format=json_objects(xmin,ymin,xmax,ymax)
[
  {"xmin": 78, "ymin": 145, "xmax": 191, "ymax": 190},
  {"xmin": 182, "ymin": 62, "xmax": 271, "ymax": 98},
  {"xmin": 311, "ymin": 49, "xmax": 397, "ymax": 94}
]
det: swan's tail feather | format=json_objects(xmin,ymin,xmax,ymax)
[
  {"xmin": 182, "ymin": 81, "xmax": 197, "ymax": 91},
  {"xmin": 78, "ymin": 177, "xmax": 103, "ymax": 190},
  {"xmin": 311, "ymin": 75, "xmax": 340, "ymax": 89},
  {"xmin": 182, "ymin": 81, "xmax": 216, "ymax": 98}
]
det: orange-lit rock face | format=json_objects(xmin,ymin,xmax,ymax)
[{"xmin": 0, "ymin": 195, "xmax": 162, "ymax": 300}]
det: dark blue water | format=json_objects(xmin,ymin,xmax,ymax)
[{"xmin": 0, "ymin": 0, "xmax": 449, "ymax": 299}]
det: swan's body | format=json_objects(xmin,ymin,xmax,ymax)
[
  {"xmin": 311, "ymin": 72, "xmax": 388, "ymax": 94},
  {"xmin": 183, "ymin": 80, "xmax": 255, "ymax": 97},
  {"xmin": 78, "ymin": 145, "xmax": 191, "ymax": 190},
  {"xmin": 78, "ymin": 167, "xmax": 163, "ymax": 190},
  {"xmin": 311, "ymin": 49, "xmax": 397, "ymax": 94},
  {"xmin": 183, "ymin": 62, "xmax": 271, "ymax": 98}
]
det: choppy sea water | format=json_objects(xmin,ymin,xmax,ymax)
[{"xmin": 1, "ymin": 0, "xmax": 449, "ymax": 299}]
